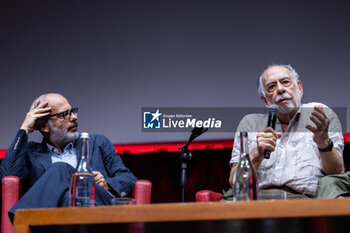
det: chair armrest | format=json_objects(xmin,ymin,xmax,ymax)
[
  {"xmin": 132, "ymin": 179, "xmax": 152, "ymax": 205},
  {"xmin": 195, "ymin": 190, "xmax": 224, "ymax": 202},
  {"xmin": 2, "ymin": 176, "xmax": 21, "ymax": 233}
]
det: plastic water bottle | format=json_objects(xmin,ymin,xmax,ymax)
[
  {"xmin": 69, "ymin": 132, "xmax": 95, "ymax": 206},
  {"xmin": 232, "ymin": 131, "xmax": 258, "ymax": 201}
]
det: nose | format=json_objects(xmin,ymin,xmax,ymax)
[
  {"xmin": 276, "ymin": 82, "xmax": 285, "ymax": 94},
  {"xmin": 70, "ymin": 112, "xmax": 78, "ymax": 121}
]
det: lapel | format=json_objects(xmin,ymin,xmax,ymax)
[
  {"xmin": 88, "ymin": 135, "xmax": 94, "ymax": 169},
  {"xmin": 33, "ymin": 142, "xmax": 53, "ymax": 171},
  {"xmin": 88, "ymin": 136, "xmax": 94, "ymax": 166},
  {"xmin": 74, "ymin": 134, "xmax": 94, "ymax": 169},
  {"xmin": 74, "ymin": 137, "xmax": 80, "ymax": 164}
]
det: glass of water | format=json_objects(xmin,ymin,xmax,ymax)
[{"xmin": 258, "ymin": 189, "xmax": 287, "ymax": 200}]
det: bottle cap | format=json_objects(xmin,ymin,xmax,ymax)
[
  {"xmin": 240, "ymin": 131, "xmax": 248, "ymax": 137},
  {"xmin": 80, "ymin": 132, "xmax": 89, "ymax": 139}
]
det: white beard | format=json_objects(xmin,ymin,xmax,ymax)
[
  {"xmin": 267, "ymin": 87, "xmax": 302, "ymax": 114},
  {"xmin": 48, "ymin": 121, "xmax": 79, "ymax": 147}
]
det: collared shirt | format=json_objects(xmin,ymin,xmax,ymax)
[
  {"xmin": 47, "ymin": 142, "xmax": 77, "ymax": 168},
  {"xmin": 230, "ymin": 102, "xmax": 344, "ymax": 196},
  {"xmin": 47, "ymin": 142, "xmax": 115, "ymax": 197}
]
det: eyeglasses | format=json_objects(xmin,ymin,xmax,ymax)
[{"xmin": 47, "ymin": 107, "xmax": 79, "ymax": 120}]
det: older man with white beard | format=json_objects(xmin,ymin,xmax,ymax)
[
  {"xmin": 228, "ymin": 64, "xmax": 344, "ymax": 198},
  {"xmin": 0, "ymin": 93, "xmax": 137, "ymax": 221}
]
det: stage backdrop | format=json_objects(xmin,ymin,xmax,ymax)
[{"xmin": 1, "ymin": 0, "xmax": 349, "ymax": 148}]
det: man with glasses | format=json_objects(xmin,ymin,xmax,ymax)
[
  {"xmin": 0, "ymin": 93, "xmax": 137, "ymax": 220},
  {"xmin": 228, "ymin": 64, "xmax": 344, "ymax": 199}
]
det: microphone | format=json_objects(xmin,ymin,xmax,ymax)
[
  {"xmin": 184, "ymin": 127, "xmax": 208, "ymax": 148},
  {"xmin": 264, "ymin": 105, "xmax": 279, "ymax": 159}
]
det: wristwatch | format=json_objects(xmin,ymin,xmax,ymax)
[{"xmin": 318, "ymin": 139, "xmax": 334, "ymax": 152}]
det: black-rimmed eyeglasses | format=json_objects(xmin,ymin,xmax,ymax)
[{"xmin": 47, "ymin": 107, "xmax": 79, "ymax": 120}]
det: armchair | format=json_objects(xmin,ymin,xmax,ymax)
[
  {"xmin": 195, "ymin": 190, "xmax": 224, "ymax": 202},
  {"xmin": 1, "ymin": 176, "xmax": 152, "ymax": 233}
]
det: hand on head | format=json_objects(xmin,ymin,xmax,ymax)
[{"xmin": 20, "ymin": 101, "xmax": 51, "ymax": 134}]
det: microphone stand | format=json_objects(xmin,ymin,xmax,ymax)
[
  {"xmin": 179, "ymin": 144, "xmax": 191, "ymax": 203},
  {"xmin": 179, "ymin": 127, "xmax": 208, "ymax": 202}
]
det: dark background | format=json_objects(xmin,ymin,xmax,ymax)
[{"xmin": 1, "ymin": 0, "xmax": 349, "ymax": 148}]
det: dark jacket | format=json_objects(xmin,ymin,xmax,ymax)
[{"xmin": 0, "ymin": 130, "xmax": 137, "ymax": 197}]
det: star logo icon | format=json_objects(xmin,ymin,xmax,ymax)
[
  {"xmin": 143, "ymin": 109, "xmax": 162, "ymax": 129},
  {"xmin": 150, "ymin": 109, "xmax": 162, "ymax": 122}
]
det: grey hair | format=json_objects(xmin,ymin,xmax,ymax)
[
  {"xmin": 257, "ymin": 64, "xmax": 299, "ymax": 97},
  {"xmin": 30, "ymin": 93, "xmax": 64, "ymax": 110},
  {"xmin": 31, "ymin": 96, "xmax": 45, "ymax": 109}
]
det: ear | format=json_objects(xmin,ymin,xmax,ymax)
[
  {"xmin": 297, "ymin": 80, "xmax": 303, "ymax": 98},
  {"xmin": 37, "ymin": 120, "xmax": 50, "ymax": 133},
  {"xmin": 260, "ymin": 94, "xmax": 269, "ymax": 108}
]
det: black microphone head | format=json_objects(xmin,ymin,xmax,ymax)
[
  {"xmin": 191, "ymin": 127, "xmax": 208, "ymax": 135},
  {"xmin": 190, "ymin": 127, "xmax": 208, "ymax": 140},
  {"xmin": 184, "ymin": 127, "xmax": 208, "ymax": 148},
  {"xmin": 268, "ymin": 105, "xmax": 279, "ymax": 115}
]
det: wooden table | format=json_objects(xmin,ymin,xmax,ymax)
[{"xmin": 13, "ymin": 198, "xmax": 350, "ymax": 233}]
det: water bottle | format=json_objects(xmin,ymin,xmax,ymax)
[
  {"xmin": 69, "ymin": 132, "xmax": 95, "ymax": 207},
  {"xmin": 232, "ymin": 131, "xmax": 258, "ymax": 201}
]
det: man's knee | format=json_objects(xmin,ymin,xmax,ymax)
[
  {"xmin": 317, "ymin": 173, "xmax": 350, "ymax": 198},
  {"xmin": 45, "ymin": 162, "xmax": 74, "ymax": 178},
  {"xmin": 318, "ymin": 175, "xmax": 336, "ymax": 186},
  {"xmin": 319, "ymin": 173, "xmax": 350, "ymax": 186}
]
